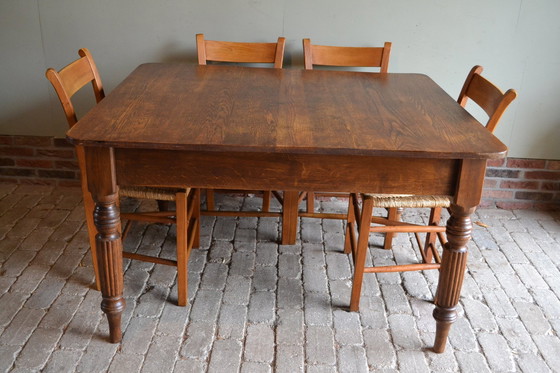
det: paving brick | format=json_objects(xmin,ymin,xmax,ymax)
[
  {"xmin": 337, "ymin": 345, "xmax": 368, "ymax": 373},
  {"xmin": 304, "ymin": 292, "xmax": 333, "ymax": 326},
  {"xmin": 461, "ymin": 299, "xmax": 498, "ymax": 332},
  {"xmin": 533, "ymin": 335, "xmax": 560, "ymax": 370},
  {"xmin": 38, "ymin": 293, "xmax": 83, "ymax": 329},
  {"xmin": 12, "ymin": 327, "xmax": 61, "ymax": 370},
  {"xmin": 276, "ymin": 308, "xmax": 304, "ymax": 345},
  {"xmin": 209, "ymin": 240, "xmax": 233, "ymax": 263},
  {"xmin": 155, "ymin": 300, "xmax": 191, "ymax": 337},
  {"xmin": 200, "ymin": 262, "xmax": 228, "ymax": 291},
  {"xmin": 257, "ymin": 218, "xmax": 279, "ymax": 242},
  {"xmin": 333, "ymin": 309, "xmax": 362, "ymax": 345},
  {"xmin": 172, "ymin": 358, "xmax": 206, "ymax": 372},
  {"xmin": 108, "ymin": 352, "xmax": 143, "ymax": 373},
  {"xmin": 141, "ymin": 334, "xmax": 182, "ymax": 373},
  {"xmin": 223, "ymin": 275, "xmax": 252, "ymax": 306},
  {"xmin": 134, "ymin": 285, "xmax": 169, "ymax": 318},
  {"xmin": 303, "ymin": 264, "xmax": 329, "ymax": 293},
  {"xmin": 217, "ymin": 303, "xmax": 247, "ymax": 340},
  {"xmin": 241, "ymin": 361, "xmax": 271, "ymax": 373},
  {"xmin": 496, "ymin": 317, "xmax": 536, "ymax": 353},
  {"xmin": 30, "ymin": 239, "xmax": 65, "ymax": 267},
  {"xmin": 483, "ymin": 288, "xmax": 518, "ymax": 318},
  {"xmin": 253, "ymin": 266, "xmax": 277, "ymax": 291},
  {"xmin": 255, "ymin": 242, "xmax": 278, "ymax": 266},
  {"xmin": 305, "ymin": 326, "xmax": 336, "ymax": 365},
  {"xmin": 381, "ymin": 283, "xmax": 412, "ymax": 314},
  {"xmin": 358, "ymin": 296, "xmax": 388, "ymax": 329},
  {"xmin": 41, "ymin": 349, "xmax": 82, "ymax": 373},
  {"xmin": 207, "ymin": 339, "xmax": 242, "ymax": 372},
  {"xmin": 25, "ymin": 276, "xmax": 65, "ymax": 309},
  {"xmin": 2, "ymin": 250, "xmax": 36, "ymax": 277},
  {"xmin": 362, "ymin": 329, "xmax": 396, "ymax": 369},
  {"xmin": 10, "ymin": 264, "xmax": 50, "ymax": 294},
  {"xmin": 301, "ymin": 220, "xmax": 323, "ymax": 243},
  {"xmin": 325, "ymin": 251, "xmax": 351, "ymax": 280},
  {"xmin": 0, "ymin": 291, "xmax": 28, "ymax": 328},
  {"xmin": 57, "ymin": 307, "xmax": 101, "ymax": 351},
  {"xmin": 396, "ymin": 350, "xmax": 430, "ymax": 373},
  {"xmin": 494, "ymin": 272, "xmax": 532, "ymax": 302},
  {"xmin": 0, "ymin": 307, "xmax": 45, "ymax": 346},
  {"xmin": 306, "ymin": 365, "xmax": 337, "ymax": 373},
  {"xmin": 234, "ymin": 228, "xmax": 257, "ymax": 252},
  {"xmin": 75, "ymin": 334, "xmax": 119, "ymax": 373},
  {"xmin": 244, "ymin": 323, "xmax": 274, "ymax": 363},
  {"xmin": 275, "ymin": 344, "xmax": 304, "ymax": 373},
  {"xmin": 180, "ymin": 321, "xmax": 215, "ymax": 359},
  {"xmin": 189, "ymin": 289, "xmax": 222, "ymax": 323},
  {"xmin": 277, "ymin": 278, "xmax": 303, "ymax": 309},
  {"xmin": 387, "ymin": 314, "xmax": 422, "ymax": 350},
  {"xmin": 248, "ymin": 291, "xmax": 275, "ymax": 324},
  {"xmin": 0, "ymin": 345, "xmax": 21, "ymax": 373},
  {"xmin": 532, "ymin": 288, "xmax": 560, "ymax": 318},
  {"xmin": 454, "ymin": 351, "xmax": 491, "ymax": 373},
  {"xmin": 278, "ymin": 253, "xmax": 301, "ymax": 279},
  {"xmin": 516, "ymin": 352, "xmax": 554, "ymax": 373},
  {"xmin": 229, "ymin": 251, "xmax": 256, "ymax": 277},
  {"xmin": 213, "ymin": 217, "xmax": 237, "ymax": 241},
  {"xmin": 478, "ymin": 333, "xmax": 516, "ymax": 372}
]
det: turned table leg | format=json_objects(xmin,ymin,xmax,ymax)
[
  {"xmin": 85, "ymin": 147, "xmax": 125, "ymax": 343},
  {"xmin": 432, "ymin": 204, "xmax": 473, "ymax": 353}
]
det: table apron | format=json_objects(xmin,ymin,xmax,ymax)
[{"xmin": 114, "ymin": 148, "xmax": 461, "ymax": 196}]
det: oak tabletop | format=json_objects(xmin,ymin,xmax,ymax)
[{"xmin": 67, "ymin": 63, "xmax": 507, "ymax": 159}]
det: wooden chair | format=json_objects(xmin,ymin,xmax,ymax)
[
  {"xmin": 345, "ymin": 65, "xmax": 517, "ymax": 311},
  {"xmin": 300, "ymin": 38, "xmax": 392, "ymax": 220},
  {"xmin": 196, "ymin": 33, "xmax": 286, "ymax": 217},
  {"xmin": 45, "ymin": 48, "xmax": 200, "ymax": 306}
]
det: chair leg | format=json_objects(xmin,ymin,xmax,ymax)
[
  {"xmin": 423, "ymin": 207, "xmax": 442, "ymax": 263},
  {"xmin": 306, "ymin": 191, "xmax": 315, "ymax": 213},
  {"xmin": 206, "ymin": 189, "xmax": 215, "ymax": 210},
  {"xmin": 383, "ymin": 207, "xmax": 403, "ymax": 250},
  {"xmin": 192, "ymin": 189, "xmax": 201, "ymax": 249},
  {"xmin": 262, "ymin": 190, "xmax": 271, "ymax": 212},
  {"xmin": 176, "ymin": 191, "xmax": 189, "ymax": 306},
  {"xmin": 344, "ymin": 194, "xmax": 356, "ymax": 255},
  {"xmin": 82, "ymin": 187, "xmax": 101, "ymax": 291},
  {"xmin": 349, "ymin": 196, "xmax": 374, "ymax": 312}
]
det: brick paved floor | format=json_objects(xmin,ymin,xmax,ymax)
[{"xmin": 1, "ymin": 183, "xmax": 559, "ymax": 372}]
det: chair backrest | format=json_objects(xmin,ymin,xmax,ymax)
[
  {"xmin": 303, "ymin": 38, "xmax": 392, "ymax": 72},
  {"xmin": 457, "ymin": 65, "xmax": 517, "ymax": 133},
  {"xmin": 196, "ymin": 33, "xmax": 286, "ymax": 68},
  {"xmin": 45, "ymin": 48, "xmax": 105, "ymax": 128}
]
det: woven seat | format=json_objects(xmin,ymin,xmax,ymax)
[
  {"xmin": 119, "ymin": 186, "xmax": 188, "ymax": 202},
  {"xmin": 45, "ymin": 48, "xmax": 200, "ymax": 306},
  {"xmin": 299, "ymin": 38, "xmax": 392, "ymax": 221},
  {"xmin": 364, "ymin": 194, "xmax": 452, "ymax": 208},
  {"xmin": 196, "ymin": 33, "xmax": 285, "ymax": 219},
  {"xmin": 345, "ymin": 65, "xmax": 517, "ymax": 312}
]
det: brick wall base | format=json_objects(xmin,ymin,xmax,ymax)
[{"xmin": 1, "ymin": 135, "xmax": 559, "ymax": 209}]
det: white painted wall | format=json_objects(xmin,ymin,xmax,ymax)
[{"xmin": 1, "ymin": 0, "xmax": 558, "ymax": 159}]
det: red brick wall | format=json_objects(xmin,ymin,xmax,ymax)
[
  {"xmin": 483, "ymin": 158, "xmax": 559, "ymax": 209},
  {"xmin": 1, "ymin": 135, "xmax": 559, "ymax": 209},
  {"xmin": 0, "ymin": 135, "xmax": 80, "ymax": 187}
]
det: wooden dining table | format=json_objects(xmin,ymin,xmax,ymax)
[{"xmin": 66, "ymin": 63, "xmax": 507, "ymax": 353}]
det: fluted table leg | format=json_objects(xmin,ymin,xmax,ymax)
[
  {"xmin": 433, "ymin": 204, "xmax": 474, "ymax": 353},
  {"xmin": 85, "ymin": 147, "xmax": 125, "ymax": 343}
]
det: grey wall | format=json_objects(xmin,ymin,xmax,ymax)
[{"xmin": 1, "ymin": 0, "xmax": 559, "ymax": 159}]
